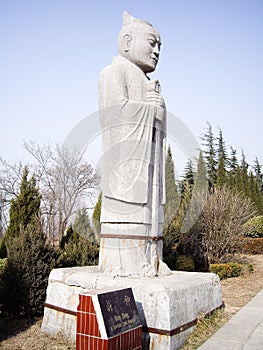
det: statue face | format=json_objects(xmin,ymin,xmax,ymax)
[{"xmin": 125, "ymin": 25, "xmax": 161, "ymax": 73}]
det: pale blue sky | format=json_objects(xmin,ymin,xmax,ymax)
[{"xmin": 1, "ymin": 0, "xmax": 263, "ymax": 173}]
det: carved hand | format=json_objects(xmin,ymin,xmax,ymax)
[{"xmin": 147, "ymin": 80, "xmax": 166, "ymax": 122}]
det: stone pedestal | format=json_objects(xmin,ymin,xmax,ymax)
[{"xmin": 42, "ymin": 266, "xmax": 222, "ymax": 350}]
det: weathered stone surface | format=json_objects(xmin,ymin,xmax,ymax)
[
  {"xmin": 99, "ymin": 12, "xmax": 167, "ymax": 276},
  {"xmin": 42, "ymin": 267, "xmax": 222, "ymax": 349}
]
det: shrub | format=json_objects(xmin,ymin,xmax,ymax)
[
  {"xmin": 176, "ymin": 254, "xmax": 195, "ymax": 271},
  {"xmin": 0, "ymin": 167, "xmax": 42, "ymax": 259},
  {"xmin": 199, "ymin": 186, "xmax": 256, "ymax": 264},
  {"xmin": 59, "ymin": 225, "xmax": 78, "ymax": 250},
  {"xmin": 163, "ymin": 227, "xmax": 180, "ymax": 270},
  {"xmin": 210, "ymin": 263, "xmax": 242, "ymax": 279},
  {"xmin": 242, "ymin": 216, "xmax": 263, "ymax": 238},
  {"xmin": 0, "ymin": 258, "xmax": 7, "ymax": 308},
  {"xmin": 0, "ymin": 258, "xmax": 7, "ymax": 270},
  {"xmin": 240, "ymin": 238, "xmax": 263, "ymax": 254},
  {"xmin": 59, "ymin": 227, "xmax": 99, "ymax": 268},
  {"xmin": 3, "ymin": 222, "xmax": 58, "ymax": 316}
]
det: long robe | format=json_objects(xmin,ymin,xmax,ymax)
[{"xmin": 99, "ymin": 55, "xmax": 166, "ymax": 229}]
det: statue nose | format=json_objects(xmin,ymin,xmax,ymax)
[{"xmin": 153, "ymin": 44, "xmax": 160, "ymax": 57}]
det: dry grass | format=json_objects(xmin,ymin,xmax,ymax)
[
  {"xmin": 0, "ymin": 254, "xmax": 262, "ymax": 350},
  {"xmin": 0, "ymin": 318, "xmax": 75, "ymax": 350}
]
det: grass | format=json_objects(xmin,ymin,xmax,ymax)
[
  {"xmin": 181, "ymin": 310, "xmax": 229, "ymax": 349},
  {"xmin": 0, "ymin": 317, "xmax": 75, "ymax": 350}
]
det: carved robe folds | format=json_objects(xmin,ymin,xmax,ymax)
[{"xmin": 98, "ymin": 56, "xmax": 168, "ymax": 276}]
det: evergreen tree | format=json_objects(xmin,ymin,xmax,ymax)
[
  {"xmin": 248, "ymin": 172, "xmax": 263, "ymax": 214},
  {"xmin": 228, "ymin": 147, "xmax": 239, "ymax": 189},
  {"xmin": 240, "ymin": 151, "xmax": 250, "ymax": 197},
  {"xmin": 216, "ymin": 153, "xmax": 227, "ymax": 188},
  {"xmin": 229, "ymin": 154, "xmax": 251, "ymax": 198},
  {"xmin": 164, "ymin": 146, "xmax": 180, "ymax": 227},
  {"xmin": 234, "ymin": 166, "xmax": 243, "ymax": 193},
  {"xmin": 165, "ymin": 146, "xmax": 178, "ymax": 204},
  {"xmin": 3, "ymin": 220, "xmax": 58, "ymax": 316},
  {"xmin": 253, "ymin": 158, "xmax": 263, "ymax": 193},
  {"xmin": 229, "ymin": 147, "xmax": 238, "ymax": 171},
  {"xmin": 180, "ymin": 160, "xmax": 194, "ymax": 196},
  {"xmin": 166, "ymin": 182, "xmax": 192, "ymax": 238},
  {"xmin": 194, "ymin": 151, "xmax": 208, "ymax": 192},
  {"xmin": 73, "ymin": 207, "xmax": 94, "ymax": 241},
  {"xmin": 59, "ymin": 224, "xmax": 78, "ymax": 250},
  {"xmin": 59, "ymin": 225, "xmax": 99, "ymax": 268},
  {"xmin": 181, "ymin": 151, "xmax": 208, "ymax": 233},
  {"xmin": 201, "ymin": 122, "xmax": 217, "ymax": 189},
  {"xmin": 217, "ymin": 129, "xmax": 228, "ymax": 167},
  {"xmin": 216, "ymin": 129, "xmax": 228, "ymax": 187},
  {"xmin": 92, "ymin": 192, "xmax": 102, "ymax": 240},
  {"xmin": 226, "ymin": 153, "xmax": 263, "ymax": 214},
  {"xmin": 0, "ymin": 167, "xmax": 41, "ymax": 258}
]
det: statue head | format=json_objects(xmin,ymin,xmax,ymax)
[{"xmin": 118, "ymin": 12, "xmax": 161, "ymax": 74}]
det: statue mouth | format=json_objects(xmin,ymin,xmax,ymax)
[{"xmin": 151, "ymin": 57, "xmax": 158, "ymax": 65}]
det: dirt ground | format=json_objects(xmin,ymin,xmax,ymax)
[
  {"xmin": 221, "ymin": 254, "xmax": 263, "ymax": 317},
  {"xmin": 0, "ymin": 254, "xmax": 262, "ymax": 350}
]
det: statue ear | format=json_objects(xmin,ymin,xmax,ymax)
[{"xmin": 123, "ymin": 34, "xmax": 132, "ymax": 52}]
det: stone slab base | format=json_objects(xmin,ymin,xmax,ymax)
[{"xmin": 41, "ymin": 266, "xmax": 222, "ymax": 350}]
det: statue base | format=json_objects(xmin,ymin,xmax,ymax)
[{"xmin": 41, "ymin": 266, "xmax": 222, "ymax": 350}]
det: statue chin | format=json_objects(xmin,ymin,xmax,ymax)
[
  {"xmin": 136, "ymin": 61, "xmax": 157, "ymax": 74},
  {"xmin": 122, "ymin": 54, "xmax": 157, "ymax": 73}
]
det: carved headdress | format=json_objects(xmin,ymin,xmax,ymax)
[
  {"xmin": 118, "ymin": 11, "xmax": 157, "ymax": 54},
  {"xmin": 121, "ymin": 11, "xmax": 153, "ymax": 29}
]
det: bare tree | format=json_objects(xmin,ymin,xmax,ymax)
[
  {"xmin": 200, "ymin": 185, "xmax": 257, "ymax": 264},
  {"xmin": 0, "ymin": 158, "xmax": 25, "ymax": 232},
  {"xmin": 24, "ymin": 141, "xmax": 98, "ymax": 243}
]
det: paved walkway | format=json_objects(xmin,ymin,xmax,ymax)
[{"xmin": 197, "ymin": 289, "xmax": 263, "ymax": 350}]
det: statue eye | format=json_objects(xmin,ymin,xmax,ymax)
[{"xmin": 148, "ymin": 39, "xmax": 155, "ymax": 46}]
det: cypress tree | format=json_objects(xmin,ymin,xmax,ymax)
[
  {"xmin": 216, "ymin": 129, "xmax": 228, "ymax": 188},
  {"xmin": 59, "ymin": 224, "xmax": 99, "ymax": 268},
  {"xmin": 180, "ymin": 159, "xmax": 194, "ymax": 196},
  {"xmin": 3, "ymin": 220, "xmax": 57, "ymax": 316},
  {"xmin": 217, "ymin": 153, "xmax": 227, "ymax": 188},
  {"xmin": 165, "ymin": 146, "xmax": 178, "ymax": 204},
  {"xmin": 0, "ymin": 167, "xmax": 41, "ymax": 258},
  {"xmin": 92, "ymin": 192, "xmax": 102, "ymax": 240},
  {"xmin": 181, "ymin": 151, "xmax": 208, "ymax": 233},
  {"xmin": 164, "ymin": 146, "xmax": 180, "ymax": 227},
  {"xmin": 229, "ymin": 147, "xmax": 238, "ymax": 171},
  {"xmin": 217, "ymin": 129, "xmax": 228, "ymax": 167},
  {"xmin": 253, "ymin": 158, "xmax": 263, "ymax": 194},
  {"xmin": 194, "ymin": 151, "xmax": 208, "ymax": 192},
  {"xmin": 248, "ymin": 172, "xmax": 263, "ymax": 214},
  {"xmin": 174, "ymin": 181, "xmax": 192, "ymax": 231},
  {"xmin": 228, "ymin": 147, "xmax": 239, "ymax": 189},
  {"xmin": 73, "ymin": 207, "xmax": 94, "ymax": 241},
  {"xmin": 201, "ymin": 122, "xmax": 217, "ymax": 189},
  {"xmin": 240, "ymin": 151, "xmax": 250, "ymax": 197},
  {"xmin": 234, "ymin": 166, "xmax": 243, "ymax": 193}
]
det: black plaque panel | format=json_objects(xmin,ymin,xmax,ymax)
[{"xmin": 98, "ymin": 288, "xmax": 141, "ymax": 338}]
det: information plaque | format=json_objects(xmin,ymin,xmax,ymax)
[{"xmin": 98, "ymin": 287, "xmax": 141, "ymax": 338}]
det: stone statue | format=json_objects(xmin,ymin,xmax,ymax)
[{"xmin": 98, "ymin": 12, "xmax": 170, "ymax": 277}]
